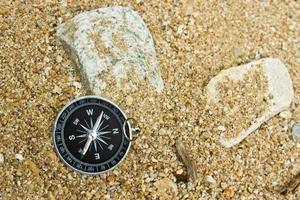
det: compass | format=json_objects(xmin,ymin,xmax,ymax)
[{"xmin": 53, "ymin": 96, "xmax": 139, "ymax": 175}]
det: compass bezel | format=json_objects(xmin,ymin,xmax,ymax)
[{"xmin": 52, "ymin": 95, "xmax": 132, "ymax": 175}]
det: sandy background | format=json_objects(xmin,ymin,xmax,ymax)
[{"xmin": 0, "ymin": 0, "xmax": 300, "ymax": 199}]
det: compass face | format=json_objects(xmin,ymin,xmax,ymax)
[{"xmin": 53, "ymin": 96, "xmax": 131, "ymax": 175}]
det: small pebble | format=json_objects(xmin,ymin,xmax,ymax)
[
  {"xmin": 53, "ymin": 85, "xmax": 62, "ymax": 94},
  {"xmin": 56, "ymin": 55, "xmax": 63, "ymax": 63},
  {"xmin": 235, "ymin": 155, "xmax": 243, "ymax": 163},
  {"xmin": 292, "ymin": 123, "xmax": 300, "ymax": 137},
  {"xmin": 16, "ymin": 170, "xmax": 22, "ymax": 176},
  {"xmin": 36, "ymin": 20, "xmax": 44, "ymax": 28},
  {"xmin": 67, "ymin": 173, "xmax": 73, "ymax": 180},
  {"xmin": 0, "ymin": 153, "xmax": 4, "ymax": 164},
  {"xmin": 107, "ymin": 174, "xmax": 116, "ymax": 184},
  {"xmin": 126, "ymin": 96, "xmax": 134, "ymax": 106},
  {"xmin": 204, "ymin": 175, "xmax": 216, "ymax": 185},
  {"xmin": 221, "ymin": 182, "xmax": 228, "ymax": 190},
  {"xmin": 154, "ymin": 178, "xmax": 178, "ymax": 199},
  {"xmin": 217, "ymin": 125, "xmax": 226, "ymax": 131},
  {"xmin": 151, "ymin": 156, "xmax": 158, "ymax": 163},
  {"xmin": 15, "ymin": 153, "xmax": 24, "ymax": 161},
  {"xmin": 224, "ymin": 186, "xmax": 234, "ymax": 198},
  {"xmin": 176, "ymin": 24, "xmax": 184, "ymax": 35},
  {"xmin": 176, "ymin": 168, "xmax": 184, "ymax": 175},
  {"xmin": 43, "ymin": 56, "xmax": 50, "ymax": 63}
]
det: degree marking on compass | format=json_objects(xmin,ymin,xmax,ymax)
[
  {"xmin": 108, "ymin": 144, "xmax": 114, "ymax": 151},
  {"xmin": 103, "ymin": 113, "xmax": 110, "ymax": 120}
]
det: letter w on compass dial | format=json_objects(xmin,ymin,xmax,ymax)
[{"xmin": 63, "ymin": 105, "xmax": 122, "ymax": 164}]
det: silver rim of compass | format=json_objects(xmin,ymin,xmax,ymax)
[{"xmin": 52, "ymin": 95, "xmax": 132, "ymax": 175}]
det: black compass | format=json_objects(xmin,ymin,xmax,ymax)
[{"xmin": 53, "ymin": 96, "xmax": 137, "ymax": 175}]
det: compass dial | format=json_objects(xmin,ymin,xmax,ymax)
[{"xmin": 53, "ymin": 96, "xmax": 131, "ymax": 175}]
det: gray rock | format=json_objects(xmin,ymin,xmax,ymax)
[
  {"xmin": 15, "ymin": 153, "xmax": 24, "ymax": 161},
  {"xmin": 206, "ymin": 58, "xmax": 294, "ymax": 148},
  {"xmin": 292, "ymin": 123, "xmax": 300, "ymax": 137},
  {"xmin": 56, "ymin": 6, "xmax": 164, "ymax": 95}
]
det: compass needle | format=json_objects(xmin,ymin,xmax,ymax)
[
  {"xmin": 81, "ymin": 135, "xmax": 93, "ymax": 158},
  {"xmin": 93, "ymin": 111, "xmax": 104, "ymax": 132},
  {"xmin": 93, "ymin": 140, "xmax": 97, "ymax": 152}
]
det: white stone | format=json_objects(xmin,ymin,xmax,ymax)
[
  {"xmin": 206, "ymin": 58, "xmax": 294, "ymax": 148},
  {"xmin": 176, "ymin": 24, "xmax": 184, "ymax": 35},
  {"xmin": 15, "ymin": 153, "xmax": 24, "ymax": 161},
  {"xmin": 53, "ymin": 85, "xmax": 62, "ymax": 94},
  {"xmin": 204, "ymin": 175, "xmax": 216, "ymax": 185},
  {"xmin": 235, "ymin": 155, "xmax": 243, "ymax": 163},
  {"xmin": 0, "ymin": 153, "xmax": 4, "ymax": 164},
  {"xmin": 56, "ymin": 7, "xmax": 164, "ymax": 95},
  {"xmin": 154, "ymin": 178, "xmax": 178, "ymax": 199}
]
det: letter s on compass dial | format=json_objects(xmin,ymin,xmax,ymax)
[{"xmin": 53, "ymin": 96, "xmax": 131, "ymax": 175}]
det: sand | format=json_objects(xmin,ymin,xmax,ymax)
[{"xmin": 0, "ymin": 0, "xmax": 300, "ymax": 199}]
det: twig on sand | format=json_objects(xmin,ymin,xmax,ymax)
[{"xmin": 175, "ymin": 139, "xmax": 198, "ymax": 183}]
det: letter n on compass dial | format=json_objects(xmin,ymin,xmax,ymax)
[{"xmin": 53, "ymin": 96, "xmax": 131, "ymax": 175}]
